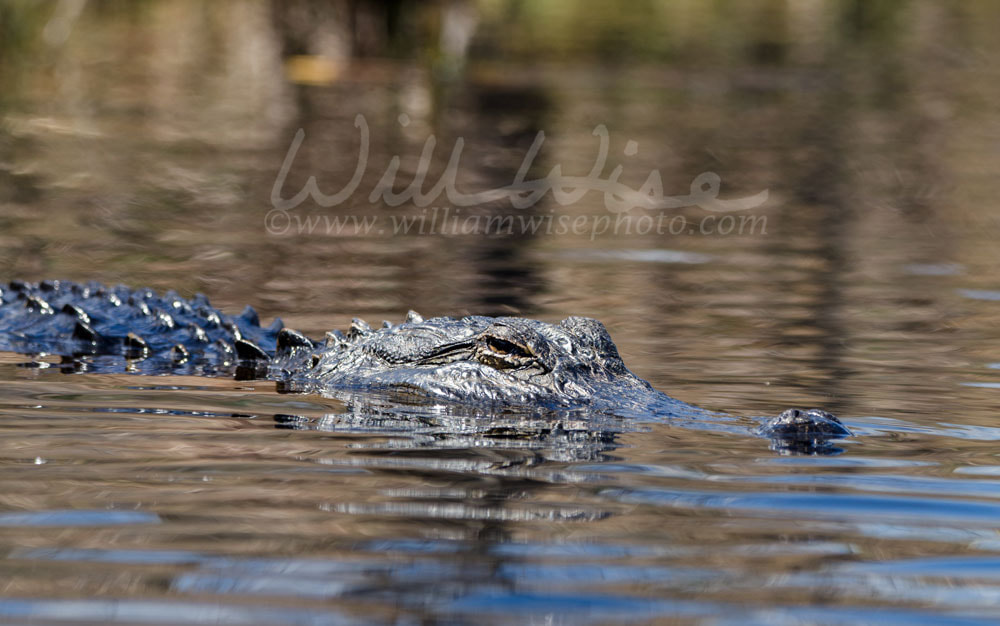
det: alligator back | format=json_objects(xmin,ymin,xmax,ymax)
[{"xmin": 0, "ymin": 279, "xmax": 282, "ymax": 375}]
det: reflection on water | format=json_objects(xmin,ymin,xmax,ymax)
[
  {"xmin": 2, "ymin": 0, "xmax": 1000, "ymax": 623},
  {"xmin": 6, "ymin": 368, "xmax": 1000, "ymax": 624}
]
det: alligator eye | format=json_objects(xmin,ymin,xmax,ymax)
[
  {"xmin": 484, "ymin": 336, "xmax": 532, "ymax": 359},
  {"xmin": 475, "ymin": 333, "xmax": 537, "ymax": 370}
]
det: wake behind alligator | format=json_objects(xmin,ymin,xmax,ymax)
[{"xmin": 0, "ymin": 280, "xmax": 851, "ymax": 452}]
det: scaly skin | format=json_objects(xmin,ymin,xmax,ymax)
[{"xmin": 0, "ymin": 280, "xmax": 852, "ymax": 451}]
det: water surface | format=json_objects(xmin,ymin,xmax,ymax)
[{"xmin": 3, "ymin": 2, "xmax": 1000, "ymax": 624}]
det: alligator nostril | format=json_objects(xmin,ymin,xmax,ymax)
[{"xmin": 760, "ymin": 407, "xmax": 852, "ymax": 452}]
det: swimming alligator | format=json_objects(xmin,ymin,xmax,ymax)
[{"xmin": 0, "ymin": 279, "xmax": 851, "ymax": 451}]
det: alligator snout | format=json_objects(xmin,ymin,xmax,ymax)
[{"xmin": 758, "ymin": 408, "xmax": 853, "ymax": 454}]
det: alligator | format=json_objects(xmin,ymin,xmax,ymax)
[{"xmin": 0, "ymin": 279, "xmax": 851, "ymax": 451}]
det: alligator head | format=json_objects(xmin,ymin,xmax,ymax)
[
  {"xmin": 281, "ymin": 315, "xmax": 665, "ymax": 409},
  {"xmin": 272, "ymin": 314, "xmax": 853, "ymax": 452}
]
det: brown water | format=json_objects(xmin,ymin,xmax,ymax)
[{"xmin": 3, "ymin": 1, "xmax": 1000, "ymax": 624}]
